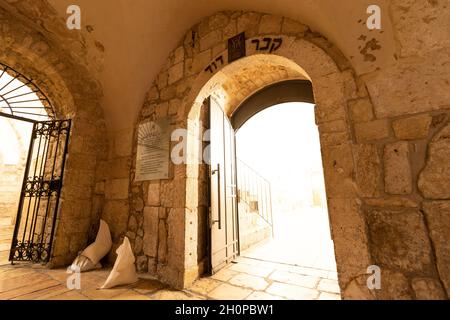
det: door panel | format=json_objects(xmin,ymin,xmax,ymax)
[
  {"xmin": 209, "ymin": 98, "xmax": 238, "ymax": 274},
  {"xmin": 9, "ymin": 120, "xmax": 71, "ymax": 263}
]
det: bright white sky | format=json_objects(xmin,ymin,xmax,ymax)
[{"xmin": 236, "ymin": 102, "xmax": 327, "ymax": 212}]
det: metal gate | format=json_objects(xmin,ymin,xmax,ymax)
[{"xmin": 9, "ymin": 119, "xmax": 71, "ymax": 263}]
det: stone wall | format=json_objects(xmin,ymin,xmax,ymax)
[
  {"xmin": 127, "ymin": 10, "xmax": 450, "ymax": 300},
  {"xmin": 0, "ymin": 2, "xmax": 108, "ymax": 267}
]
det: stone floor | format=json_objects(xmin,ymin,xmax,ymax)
[
  {"xmin": 0, "ymin": 209, "xmax": 341, "ymax": 300},
  {"xmin": 0, "ymin": 255, "xmax": 340, "ymax": 300}
]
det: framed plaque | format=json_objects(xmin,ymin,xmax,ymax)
[
  {"xmin": 228, "ymin": 32, "xmax": 246, "ymax": 63},
  {"xmin": 135, "ymin": 118, "xmax": 170, "ymax": 181}
]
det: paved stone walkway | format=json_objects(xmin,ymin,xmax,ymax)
[{"xmin": 0, "ymin": 256, "xmax": 340, "ymax": 300}]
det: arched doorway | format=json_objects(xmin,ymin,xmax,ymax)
[
  {"xmin": 204, "ymin": 79, "xmax": 340, "ymax": 299},
  {"xmin": 134, "ymin": 11, "xmax": 375, "ymax": 298},
  {"xmin": 0, "ymin": 62, "xmax": 71, "ymax": 265}
]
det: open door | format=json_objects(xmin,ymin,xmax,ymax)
[
  {"xmin": 208, "ymin": 97, "xmax": 239, "ymax": 274},
  {"xmin": 9, "ymin": 119, "xmax": 71, "ymax": 263}
]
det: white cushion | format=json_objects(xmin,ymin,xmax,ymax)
[
  {"xmin": 100, "ymin": 237, "xmax": 138, "ymax": 289},
  {"xmin": 82, "ymin": 219, "xmax": 112, "ymax": 265}
]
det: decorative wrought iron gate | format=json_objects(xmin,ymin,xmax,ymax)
[{"xmin": 9, "ymin": 119, "xmax": 71, "ymax": 263}]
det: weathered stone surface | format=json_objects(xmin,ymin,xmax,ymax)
[
  {"xmin": 341, "ymin": 276, "xmax": 376, "ymax": 300},
  {"xmin": 390, "ymin": 0, "xmax": 450, "ymax": 57},
  {"xmin": 168, "ymin": 62, "xmax": 184, "ymax": 85},
  {"xmin": 367, "ymin": 208, "xmax": 433, "ymax": 273},
  {"xmin": 143, "ymin": 207, "xmax": 159, "ymax": 257},
  {"xmin": 158, "ymin": 220, "xmax": 168, "ymax": 264},
  {"xmin": 354, "ymin": 120, "xmax": 390, "ymax": 142},
  {"xmin": 281, "ymin": 18, "xmax": 308, "ymax": 35},
  {"xmin": 365, "ymin": 197, "xmax": 418, "ymax": 208},
  {"xmin": 422, "ymin": 201, "xmax": 450, "ymax": 297},
  {"xmin": 418, "ymin": 123, "xmax": 450, "ymax": 199},
  {"xmin": 258, "ymin": 15, "xmax": 282, "ymax": 34},
  {"xmin": 102, "ymin": 200, "xmax": 129, "ymax": 240},
  {"xmin": 366, "ymin": 49, "xmax": 450, "ymax": 118},
  {"xmin": 392, "ymin": 114, "xmax": 432, "ymax": 140},
  {"xmin": 328, "ymin": 199, "xmax": 371, "ymax": 285},
  {"xmin": 353, "ymin": 144, "xmax": 381, "ymax": 197},
  {"xmin": 321, "ymin": 144, "xmax": 357, "ymax": 198},
  {"xmin": 147, "ymin": 181, "xmax": 161, "ymax": 206},
  {"xmin": 200, "ymin": 30, "xmax": 222, "ymax": 52},
  {"xmin": 348, "ymin": 98, "xmax": 374, "ymax": 123},
  {"xmin": 384, "ymin": 142, "xmax": 412, "ymax": 195},
  {"xmin": 105, "ymin": 178, "xmax": 129, "ymax": 200},
  {"xmin": 412, "ymin": 278, "xmax": 446, "ymax": 300},
  {"xmin": 128, "ymin": 215, "xmax": 138, "ymax": 232},
  {"xmin": 237, "ymin": 12, "xmax": 261, "ymax": 37},
  {"xmin": 376, "ymin": 270, "xmax": 412, "ymax": 300},
  {"xmin": 136, "ymin": 255, "xmax": 148, "ymax": 273}
]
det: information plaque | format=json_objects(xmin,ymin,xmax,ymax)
[{"xmin": 135, "ymin": 118, "xmax": 170, "ymax": 181}]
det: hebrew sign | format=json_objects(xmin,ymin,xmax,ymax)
[
  {"xmin": 135, "ymin": 118, "xmax": 170, "ymax": 181},
  {"xmin": 228, "ymin": 32, "xmax": 246, "ymax": 63}
]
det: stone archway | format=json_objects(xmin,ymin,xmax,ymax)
[
  {"xmin": 131, "ymin": 11, "xmax": 376, "ymax": 298},
  {"xmin": 0, "ymin": 4, "xmax": 107, "ymax": 267},
  {"xmin": 132, "ymin": 10, "xmax": 450, "ymax": 300}
]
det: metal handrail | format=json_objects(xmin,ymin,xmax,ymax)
[{"xmin": 236, "ymin": 159, "xmax": 274, "ymax": 236}]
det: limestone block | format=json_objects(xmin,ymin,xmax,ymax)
[
  {"xmin": 102, "ymin": 200, "xmax": 129, "ymax": 240},
  {"xmin": 223, "ymin": 20, "xmax": 237, "ymax": 40},
  {"xmin": 167, "ymin": 208, "xmax": 185, "ymax": 267},
  {"xmin": 384, "ymin": 142, "xmax": 412, "ymax": 195},
  {"xmin": 392, "ymin": 114, "xmax": 432, "ymax": 140},
  {"xmin": 353, "ymin": 144, "xmax": 382, "ymax": 197},
  {"xmin": 258, "ymin": 15, "xmax": 282, "ymax": 34},
  {"xmin": 412, "ymin": 278, "xmax": 446, "ymax": 300},
  {"xmin": 364, "ymin": 197, "xmax": 418, "ymax": 208},
  {"xmin": 128, "ymin": 215, "xmax": 138, "ymax": 232},
  {"xmin": 157, "ymin": 71, "xmax": 168, "ymax": 90},
  {"xmin": 161, "ymin": 86, "xmax": 176, "ymax": 101},
  {"xmin": 173, "ymin": 46, "xmax": 185, "ymax": 64},
  {"xmin": 328, "ymin": 199, "xmax": 371, "ymax": 286},
  {"xmin": 143, "ymin": 207, "xmax": 159, "ymax": 257},
  {"xmin": 390, "ymin": 0, "xmax": 450, "ymax": 57},
  {"xmin": 146, "ymin": 181, "xmax": 161, "ymax": 206},
  {"xmin": 188, "ymin": 49, "xmax": 211, "ymax": 75},
  {"xmin": 200, "ymin": 30, "xmax": 222, "ymax": 52},
  {"xmin": 341, "ymin": 275, "xmax": 376, "ymax": 300},
  {"xmin": 366, "ymin": 208, "xmax": 433, "ymax": 274},
  {"xmin": 237, "ymin": 12, "xmax": 261, "ymax": 37},
  {"xmin": 376, "ymin": 270, "xmax": 412, "ymax": 300},
  {"xmin": 134, "ymin": 235, "xmax": 143, "ymax": 254},
  {"xmin": 348, "ymin": 98, "xmax": 374, "ymax": 123},
  {"xmin": 105, "ymin": 178, "xmax": 129, "ymax": 200},
  {"xmin": 136, "ymin": 255, "xmax": 148, "ymax": 273},
  {"xmin": 366, "ymin": 49, "xmax": 450, "ymax": 118},
  {"xmin": 145, "ymin": 86, "xmax": 159, "ymax": 102},
  {"xmin": 281, "ymin": 18, "xmax": 308, "ymax": 35},
  {"xmin": 133, "ymin": 197, "xmax": 145, "ymax": 212},
  {"xmin": 354, "ymin": 120, "xmax": 390, "ymax": 142},
  {"xmin": 168, "ymin": 62, "xmax": 184, "ymax": 85},
  {"xmin": 209, "ymin": 13, "xmax": 229, "ymax": 30},
  {"xmin": 321, "ymin": 144, "xmax": 357, "ymax": 198},
  {"xmin": 313, "ymin": 73, "xmax": 346, "ymax": 123},
  {"xmin": 158, "ymin": 220, "xmax": 168, "ymax": 263},
  {"xmin": 161, "ymin": 179, "xmax": 186, "ymax": 208},
  {"xmin": 418, "ymin": 123, "xmax": 450, "ymax": 199},
  {"xmin": 422, "ymin": 201, "xmax": 450, "ymax": 297}
]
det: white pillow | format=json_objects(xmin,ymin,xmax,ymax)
[
  {"xmin": 69, "ymin": 254, "xmax": 102, "ymax": 273},
  {"xmin": 100, "ymin": 237, "xmax": 138, "ymax": 289},
  {"xmin": 81, "ymin": 219, "xmax": 112, "ymax": 265}
]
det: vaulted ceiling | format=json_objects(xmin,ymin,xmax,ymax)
[{"xmin": 11, "ymin": 0, "xmax": 397, "ymax": 130}]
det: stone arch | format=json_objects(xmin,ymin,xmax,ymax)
[
  {"xmin": 133, "ymin": 11, "xmax": 376, "ymax": 298},
  {"xmin": 0, "ymin": 5, "xmax": 107, "ymax": 266}
]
